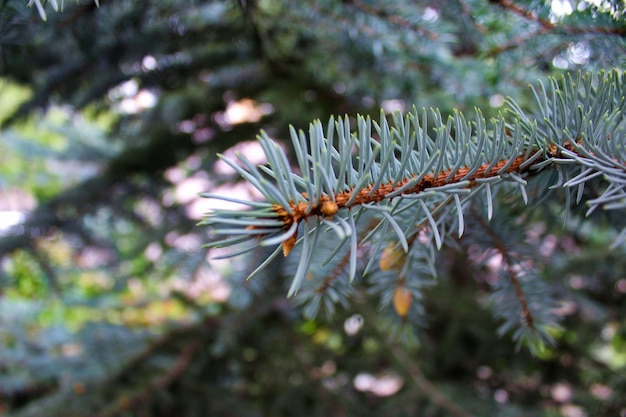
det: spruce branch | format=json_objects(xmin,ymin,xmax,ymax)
[
  {"xmin": 491, "ymin": 0, "xmax": 625, "ymax": 35},
  {"xmin": 28, "ymin": 0, "xmax": 100, "ymax": 21},
  {"xmin": 201, "ymin": 70, "xmax": 625, "ymax": 344},
  {"xmin": 471, "ymin": 206, "xmax": 560, "ymax": 353},
  {"xmin": 390, "ymin": 344, "xmax": 477, "ymax": 417},
  {"xmin": 344, "ymin": 0, "xmax": 440, "ymax": 40}
]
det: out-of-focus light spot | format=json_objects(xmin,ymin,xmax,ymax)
[
  {"xmin": 0, "ymin": 211, "xmax": 25, "ymax": 233},
  {"xmin": 590, "ymin": 383, "xmax": 613, "ymax": 400},
  {"xmin": 353, "ymin": 372, "xmax": 404, "ymax": 397},
  {"xmin": 199, "ymin": 182, "xmax": 265, "ymax": 213},
  {"xmin": 0, "ymin": 188, "xmax": 37, "ymax": 211},
  {"xmin": 142, "ymin": 55, "xmax": 158, "ymax": 71},
  {"xmin": 553, "ymin": 300, "xmax": 577, "ymax": 316},
  {"xmin": 615, "ymin": 279, "xmax": 626, "ymax": 294},
  {"xmin": 137, "ymin": 90, "xmax": 157, "ymax": 108},
  {"xmin": 162, "ymin": 189, "xmax": 175, "ymax": 207},
  {"xmin": 486, "ymin": 253, "xmax": 503, "ymax": 271},
  {"xmin": 476, "ymin": 366, "xmax": 492, "ymax": 379},
  {"xmin": 186, "ymin": 198, "xmax": 211, "ymax": 220},
  {"xmin": 165, "ymin": 231, "xmax": 180, "ymax": 247},
  {"xmin": 165, "ymin": 232, "xmax": 200, "ymax": 252},
  {"xmin": 109, "ymin": 79, "xmax": 157, "ymax": 114},
  {"xmin": 165, "ymin": 166, "xmax": 186, "ymax": 183},
  {"xmin": 569, "ymin": 275, "xmax": 584, "ymax": 289},
  {"xmin": 551, "ymin": 0, "xmax": 574, "ymax": 21},
  {"xmin": 551, "ymin": 382, "xmax": 573, "ymax": 403},
  {"xmin": 145, "ymin": 242, "xmax": 163, "ymax": 262},
  {"xmin": 333, "ymin": 82, "xmax": 346, "ymax": 94},
  {"xmin": 214, "ymin": 141, "xmax": 268, "ymax": 175},
  {"xmin": 175, "ymin": 264, "xmax": 230, "ymax": 302},
  {"xmin": 601, "ymin": 323, "xmax": 616, "ymax": 340},
  {"xmin": 354, "ymin": 373, "xmax": 376, "ymax": 391},
  {"xmin": 540, "ymin": 234, "xmax": 558, "ymax": 256},
  {"xmin": 0, "ymin": 188, "xmax": 36, "ymax": 235},
  {"xmin": 61, "ymin": 343, "xmax": 83, "ymax": 357},
  {"xmin": 127, "ymin": 278, "xmax": 146, "ymax": 298},
  {"xmin": 361, "ymin": 96, "xmax": 375, "ymax": 107},
  {"xmin": 214, "ymin": 98, "xmax": 273, "ymax": 129},
  {"xmin": 135, "ymin": 198, "xmax": 163, "ymax": 226},
  {"xmin": 175, "ymin": 175, "xmax": 211, "ymax": 205},
  {"xmin": 568, "ymin": 42, "xmax": 591, "ymax": 66},
  {"xmin": 178, "ymin": 120, "xmax": 195, "ymax": 134},
  {"xmin": 560, "ymin": 404, "xmax": 587, "ymax": 417},
  {"xmin": 489, "ymin": 94, "xmax": 505, "ymax": 108},
  {"xmin": 317, "ymin": 360, "xmax": 337, "ymax": 377},
  {"xmin": 494, "ymin": 389, "xmax": 509, "ymax": 403},
  {"xmin": 118, "ymin": 89, "xmax": 157, "ymax": 114},
  {"xmin": 76, "ymin": 247, "xmax": 114, "ymax": 268},
  {"xmin": 369, "ymin": 374, "xmax": 404, "ymax": 397},
  {"xmin": 113, "ymin": 79, "xmax": 138, "ymax": 97},
  {"xmin": 185, "ymin": 154, "xmax": 202, "ymax": 170},
  {"xmin": 553, "ymin": 42, "xmax": 591, "ymax": 69},
  {"xmin": 344, "ymin": 314, "xmax": 364, "ymax": 336},
  {"xmin": 553, "ymin": 55, "xmax": 570, "ymax": 69},
  {"xmin": 328, "ymin": 372, "xmax": 350, "ymax": 391},
  {"xmin": 423, "ymin": 6, "xmax": 439, "ymax": 22},
  {"xmin": 193, "ymin": 127, "xmax": 215, "ymax": 144},
  {"xmin": 382, "ymin": 99, "xmax": 405, "ymax": 113}
]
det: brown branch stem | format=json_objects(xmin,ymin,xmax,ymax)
[
  {"xmin": 390, "ymin": 344, "xmax": 477, "ymax": 417},
  {"xmin": 472, "ymin": 210, "xmax": 533, "ymax": 328}
]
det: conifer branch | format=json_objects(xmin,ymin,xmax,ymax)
[
  {"xmin": 390, "ymin": 344, "xmax": 477, "ymax": 417},
  {"xmin": 201, "ymin": 70, "xmax": 625, "ymax": 345},
  {"xmin": 492, "ymin": 0, "xmax": 625, "ymax": 35},
  {"xmin": 485, "ymin": 0, "xmax": 625, "ymax": 56},
  {"xmin": 344, "ymin": 0, "xmax": 439, "ymax": 40},
  {"xmin": 473, "ymin": 208, "xmax": 533, "ymax": 329}
]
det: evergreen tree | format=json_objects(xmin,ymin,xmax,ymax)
[{"xmin": 0, "ymin": 1, "xmax": 625, "ymax": 416}]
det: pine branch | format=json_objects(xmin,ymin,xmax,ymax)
[
  {"xmin": 390, "ymin": 344, "xmax": 477, "ymax": 417},
  {"xmin": 95, "ymin": 338, "xmax": 202, "ymax": 417},
  {"xmin": 27, "ymin": 0, "xmax": 99, "ymax": 22},
  {"xmin": 201, "ymin": 70, "xmax": 625, "ymax": 345},
  {"xmin": 491, "ymin": 0, "xmax": 625, "ymax": 35},
  {"xmin": 470, "ymin": 206, "xmax": 562, "ymax": 353},
  {"xmin": 344, "ymin": 0, "xmax": 440, "ymax": 41},
  {"xmin": 484, "ymin": 0, "xmax": 625, "ymax": 56}
]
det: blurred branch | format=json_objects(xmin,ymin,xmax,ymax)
[
  {"xmin": 493, "ymin": 0, "xmax": 624, "ymax": 34},
  {"xmin": 26, "ymin": 245, "xmax": 62, "ymax": 295},
  {"xmin": 359, "ymin": 301, "xmax": 477, "ymax": 417},
  {"xmin": 474, "ymin": 211, "xmax": 533, "ymax": 328},
  {"xmin": 96, "ymin": 337, "xmax": 202, "ymax": 417},
  {"xmin": 484, "ymin": 0, "xmax": 625, "ymax": 56},
  {"xmin": 0, "ymin": 117, "xmax": 270, "ymax": 260},
  {"xmin": 390, "ymin": 344, "xmax": 477, "ymax": 417},
  {"xmin": 343, "ymin": 0, "xmax": 439, "ymax": 40}
]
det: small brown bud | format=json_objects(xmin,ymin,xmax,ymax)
[
  {"xmin": 320, "ymin": 200, "xmax": 339, "ymax": 218},
  {"xmin": 393, "ymin": 287, "xmax": 412, "ymax": 317},
  {"xmin": 282, "ymin": 232, "xmax": 297, "ymax": 257},
  {"xmin": 379, "ymin": 243, "xmax": 406, "ymax": 271}
]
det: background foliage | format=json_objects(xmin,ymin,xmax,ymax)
[{"xmin": 0, "ymin": 0, "xmax": 625, "ymax": 416}]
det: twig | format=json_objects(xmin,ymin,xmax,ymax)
[
  {"xmin": 486, "ymin": 0, "xmax": 625, "ymax": 56},
  {"xmin": 96, "ymin": 338, "xmax": 202, "ymax": 417},
  {"xmin": 472, "ymin": 210, "xmax": 533, "ymax": 328},
  {"xmin": 345, "ymin": 0, "xmax": 439, "ymax": 40},
  {"xmin": 390, "ymin": 344, "xmax": 477, "ymax": 417},
  {"xmin": 494, "ymin": 0, "xmax": 624, "ymax": 34},
  {"xmin": 357, "ymin": 302, "xmax": 476, "ymax": 417}
]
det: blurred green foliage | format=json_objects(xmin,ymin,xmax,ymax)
[{"xmin": 0, "ymin": 0, "xmax": 625, "ymax": 416}]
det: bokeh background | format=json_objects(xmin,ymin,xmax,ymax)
[{"xmin": 0, "ymin": 1, "xmax": 625, "ymax": 416}]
